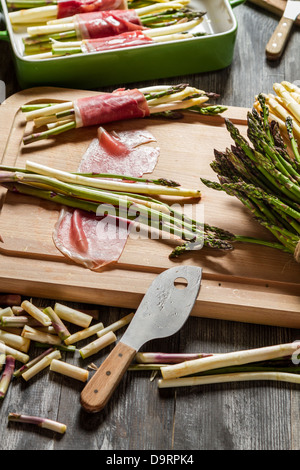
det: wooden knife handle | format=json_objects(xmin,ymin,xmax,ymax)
[
  {"xmin": 266, "ymin": 16, "xmax": 294, "ymax": 60},
  {"xmin": 80, "ymin": 341, "xmax": 137, "ymax": 413}
]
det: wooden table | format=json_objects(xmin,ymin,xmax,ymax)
[{"xmin": 0, "ymin": 1, "xmax": 300, "ymax": 451}]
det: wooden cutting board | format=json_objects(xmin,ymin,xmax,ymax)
[
  {"xmin": 248, "ymin": 0, "xmax": 300, "ymax": 26},
  {"xmin": 0, "ymin": 87, "xmax": 299, "ymax": 328}
]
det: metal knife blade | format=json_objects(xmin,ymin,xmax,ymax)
[
  {"xmin": 266, "ymin": 0, "xmax": 300, "ymax": 60},
  {"xmin": 121, "ymin": 265, "xmax": 202, "ymax": 351},
  {"xmin": 80, "ymin": 265, "xmax": 202, "ymax": 413},
  {"xmin": 284, "ymin": 0, "xmax": 300, "ymax": 19}
]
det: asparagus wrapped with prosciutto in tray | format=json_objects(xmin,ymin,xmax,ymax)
[
  {"xmin": 22, "ymin": 2, "xmax": 205, "ymax": 55},
  {"xmin": 23, "ymin": 2, "xmax": 205, "ymax": 55},
  {"xmin": 8, "ymin": 0, "xmax": 129, "ymax": 23}
]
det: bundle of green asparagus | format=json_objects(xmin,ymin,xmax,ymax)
[
  {"xmin": 197, "ymin": 92, "xmax": 300, "ymax": 263},
  {"xmin": 0, "ymin": 159, "xmax": 240, "ymax": 256}
]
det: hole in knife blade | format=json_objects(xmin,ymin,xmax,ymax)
[{"xmin": 174, "ymin": 277, "xmax": 188, "ymax": 289}]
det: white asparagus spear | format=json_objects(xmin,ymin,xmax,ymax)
[
  {"xmin": 161, "ymin": 343, "xmax": 300, "ymax": 380},
  {"xmin": 25, "ymin": 160, "xmax": 201, "ymax": 198},
  {"xmin": 24, "ymin": 102, "xmax": 73, "ymax": 121},
  {"xmin": 47, "ymin": 119, "xmax": 74, "ymax": 129},
  {"xmin": 273, "ymin": 82, "xmax": 300, "ymax": 124},
  {"xmin": 27, "ymin": 16, "xmax": 202, "ymax": 38},
  {"xmin": 158, "ymin": 371, "xmax": 300, "ymax": 388},
  {"xmin": 281, "ymin": 80, "xmax": 300, "ymax": 95},
  {"xmin": 9, "ymin": 5, "xmax": 58, "ymax": 24},
  {"xmin": 27, "ymin": 22, "xmax": 77, "ymax": 36}
]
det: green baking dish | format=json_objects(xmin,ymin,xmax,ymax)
[{"xmin": 0, "ymin": 0, "xmax": 245, "ymax": 89}]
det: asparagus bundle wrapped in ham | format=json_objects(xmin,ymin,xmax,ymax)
[
  {"xmin": 48, "ymin": 28, "xmax": 203, "ymax": 57},
  {"xmin": 22, "ymin": 1, "xmax": 204, "ymax": 55},
  {"xmin": 8, "ymin": 0, "xmax": 128, "ymax": 24},
  {"xmin": 21, "ymin": 84, "xmax": 225, "ymax": 145}
]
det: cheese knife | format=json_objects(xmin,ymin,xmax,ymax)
[
  {"xmin": 80, "ymin": 265, "xmax": 202, "ymax": 413},
  {"xmin": 266, "ymin": 0, "xmax": 300, "ymax": 60}
]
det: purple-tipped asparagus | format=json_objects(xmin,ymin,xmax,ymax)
[
  {"xmin": 43, "ymin": 307, "xmax": 71, "ymax": 341},
  {"xmin": 8, "ymin": 413, "xmax": 67, "ymax": 434},
  {"xmin": 0, "ymin": 355, "xmax": 15, "ymax": 399},
  {"xmin": 135, "ymin": 352, "xmax": 214, "ymax": 364},
  {"xmin": 13, "ymin": 347, "xmax": 54, "ymax": 378}
]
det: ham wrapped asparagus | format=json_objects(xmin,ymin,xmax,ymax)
[
  {"xmin": 22, "ymin": 1, "xmax": 205, "ymax": 55},
  {"xmin": 21, "ymin": 84, "xmax": 225, "ymax": 145},
  {"xmin": 8, "ymin": 0, "xmax": 128, "ymax": 23}
]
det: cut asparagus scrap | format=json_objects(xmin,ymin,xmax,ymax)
[
  {"xmin": 13, "ymin": 347, "xmax": 54, "ymax": 378},
  {"xmin": 21, "ymin": 300, "xmax": 52, "ymax": 326},
  {"xmin": 0, "ymin": 356, "xmax": 15, "ymax": 399},
  {"xmin": 0, "ymin": 342, "xmax": 30, "ymax": 364},
  {"xmin": 21, "ymin": 349, "xmax": 61, "ymax": 381},
  {"xmin": 21, "ymin": 325, "xmax": 62, "ymax": 346},
  {"xmin": 8, "ymin": 413, "xmax": 67, "ymax": 434},
  {"xmin": 53, "ymin": 303, "xmax": 93, "ymax": 328},
  {"xmin": 50, "ymin": 359, "xmax": 89, "ymax": 382},
  {"xmin": 0, "ymin": 307, "xmax": 14, "ymax": 319},
  {"xmin": 79, "ymin": 331, "xmax": 117, "ymax": 359},
  {"xmin": 0, "ymin": 330, "xmax": 31, "ymax": 353},
  {"xmin": 64, "ymin": 321, "xmax": 104, "ymax": 345},
  {"xmin": 43, "ymin": 306, "xmax": 71, "ymax": 340}
]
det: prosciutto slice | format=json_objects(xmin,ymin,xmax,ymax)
[
  {"xmin": 82, "ymin": 30, "xmax": 153, "ymax": 53},
  {"xmin": 57, "ymin": 0, "xmax": 128, "ymax": 19},
  {"xmin": 74, "ymin": 88, "xmax": 150, "ymax": 128},
  {"xmin": 53, "ymin": 127, "xmax": 160, "ymax": 270},
  {"xmin": 74, "ymin": 10, "xmax": 144, "ymax": 39}
]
